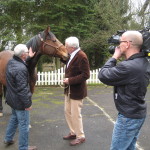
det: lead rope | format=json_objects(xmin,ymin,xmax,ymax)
[
  {"xmin": 59, "ymin": 84, "xmax": 70, "ymax": 100},
  {"xmin": 68, "ymin": 85, "xmax": 70, "ymax": 100}
]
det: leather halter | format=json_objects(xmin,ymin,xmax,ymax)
[{"xmin": 38, "ymin": 34, "xmax": 63, "ymax": 56}]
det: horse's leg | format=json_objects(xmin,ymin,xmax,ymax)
[{"xmin": 0, "ymin": 84, "xmax": 3, "ymax": 117}]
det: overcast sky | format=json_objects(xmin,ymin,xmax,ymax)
[
  {"xmin": 131, "ymin": 0, "xmax": 150, "ymax": 11},
  {"xmin": 131, "ymin": 0, "xmax": 145, "ymax": 9}
]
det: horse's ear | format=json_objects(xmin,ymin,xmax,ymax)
[
  {"xmin": 47, "ymin": 26, "xmax": 50, "ymax": 32},
  {"xmin": 45, "ymin": 26, "xmax": 50, "ymax": 34}
]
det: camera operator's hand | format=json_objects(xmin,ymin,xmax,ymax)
[{"xmin": 112, "ymin": 46, "xmax": 122, "ymax": 60}]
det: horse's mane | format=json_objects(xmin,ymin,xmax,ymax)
[
  {"xmin": 25, "ymin": 32, "xmax": 44, "ymax": 76},
  {"xmin": 26, "ymin": 35, "xmax": 40, "ymax": 52},
  {"xmin": 26, "ymin": 31, "xmax": 56, "ymax": 53}
]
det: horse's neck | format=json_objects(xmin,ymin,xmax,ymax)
[
  {"xmin": 26, "ymin": 35, "xmax": 42, "ymax": 74},
  {"xmin": 28, "ymin": 52, "xmax": 42, "ymax": 75}
]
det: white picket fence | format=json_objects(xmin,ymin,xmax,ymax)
[{"xmin": 36, "ymin": 67, "xmax": 101, "ymax": 86}]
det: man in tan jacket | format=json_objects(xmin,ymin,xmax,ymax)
[{"xmin": 63, "ymin": 36, "xmax": 90, "ymax": 146}]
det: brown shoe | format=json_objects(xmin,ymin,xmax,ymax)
[
  {"xmin": 4, "ymin": 140, "xmax": 15, "ymax": 146},
  {"xmin": 63, "ymin": 133, "xmax": 76, "ymax": 140},
  {"xmin": 28, "ymin": 146, "xmax": 37, "ymax": 150},
  {"xmin": 70, "ymin": 137, "xmax": 85, "ymax": 146}
]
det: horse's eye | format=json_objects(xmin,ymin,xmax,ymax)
[{"xmin": 53, "ymin": 40, "xmax": 56, "ymax": 42}]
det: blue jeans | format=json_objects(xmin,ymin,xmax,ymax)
[
  {"xmin": 5, "ymin": 109, "xmax": 30, "ymax": 150},
  {"xmin": 110, "ymin": 113, "xmax": 145, "ymax": 150}
]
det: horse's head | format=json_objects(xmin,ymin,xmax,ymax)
[
  {"xmin": 26, "ymin": 27, "xmax": 69, "ymax": 92},
  {"xmin": 38, "ymin": 26, "xmax": 69, "ymax": 61}
]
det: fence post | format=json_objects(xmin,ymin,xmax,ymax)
[{"xmin": 36, "ymin": 68, "xmax": 101, "ymax": 86}]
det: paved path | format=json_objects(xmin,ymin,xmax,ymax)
[{"xmin": 0, "ymin": 85, "xmax": 150, "ymax": 150}]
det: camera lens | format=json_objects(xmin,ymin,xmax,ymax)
[{"xmin": 109, "ymin": 45, "xmax": 116, "ymax": 54}]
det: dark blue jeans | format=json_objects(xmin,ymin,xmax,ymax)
[
  {"xmin": 110, "ymin": 113, "xmax": 145, "ymax": 150},
  {"xmin": 4, "ymin": 109, "xmax": 30, "ymax": 150}
]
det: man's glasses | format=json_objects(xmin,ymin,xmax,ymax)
[{"xmin": 119, "ymin": 41, "xmax": 132, "ymax": 44}]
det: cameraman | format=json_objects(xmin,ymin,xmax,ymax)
[{"xmin": 98, "ymin": 31, "xmax": 150, "ymax": 150}]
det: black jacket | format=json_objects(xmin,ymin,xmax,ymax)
[
  {"xmin": 6, "ymin": 55, "xmax": 32, "ymax": 110},
  {"xmin": 99, "ymin": 53, "xmax": 150, "ymax": 119}
]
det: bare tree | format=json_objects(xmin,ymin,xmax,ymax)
[{"xmin": 139, "ymin": 0, "xmax": 150, "ymax": 16}]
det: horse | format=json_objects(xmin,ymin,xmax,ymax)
[{"xmin": 0, "ymin": 26, "xmax": 69, "ymax": 117}]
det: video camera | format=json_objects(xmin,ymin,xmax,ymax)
[{"xmin": 108, "ymin": 27, "xmax": 150, "ymax": 57}]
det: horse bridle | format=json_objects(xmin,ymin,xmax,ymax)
[{"xmin": 38, "ymin": 34, "xmax": 63, "ymax": 56}]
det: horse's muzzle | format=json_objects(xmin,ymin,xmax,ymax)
[{"xmin": 62, "ymin": 54, "xmax": 70, "ymax": 61}]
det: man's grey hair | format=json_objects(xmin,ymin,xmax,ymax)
[
  {"xmin": 65, "ymin": 37, "xmax": 79, "ymax": 48},
  {"xmin": 14, "ymin": 44, "xmax": 28, "ymax": 57},
  {"xmin": 122, "ymin": 31, "xmax": 143, "ymax": 49}
]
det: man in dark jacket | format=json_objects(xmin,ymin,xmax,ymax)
[
  {"xmin": 4, "ymin": 44, "xmax": 37, "ymax": 150},
  {"xmin": 63, "ymin": 37, "xmax": 90, "ymax": 146},
  {"xmin": 98, "ymin": 31, "xmax": 150, "ymax": 150}
]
